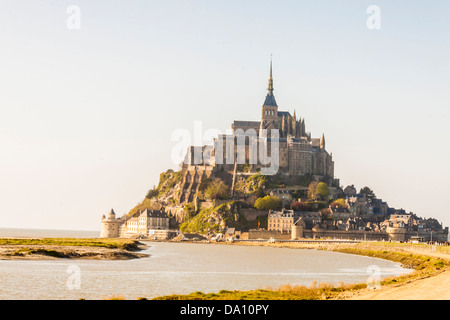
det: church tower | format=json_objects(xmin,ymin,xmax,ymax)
[{"xmin": 261, "ymin": 55, "xmax": 278, "ymax": 128}]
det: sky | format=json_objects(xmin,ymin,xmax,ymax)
[{"xmin": 0, "ymin": 0, "xmax": 449, "ymax": 232}]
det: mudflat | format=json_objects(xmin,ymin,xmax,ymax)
[{"xmin": 0, "ymin": 238, "xmax": 149, "ymax": 260}]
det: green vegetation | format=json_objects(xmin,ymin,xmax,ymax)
[
  {"xmin": 265, "ymin": 174, "xmax": 313, "ymax": 189},
  {"xmin": 0, "ymin": 238, "xmax": 141, "ymax": 251},
  {"xmin": 254, "ymin": 195, "xmax": 282, "ymax": 210},
  {"xmin": 360, "ymin": 186, "xmax": 376, "ymax": 201},
  {"xmin": 204, "ymin": 178, "xmax": 230, "ymax": 200},
  {"xmin": 307, "ymin": 181, "xmax": 330, "ymax": 201},
  {"xmin": 316, "ymin": 182, "xmax": 330, "ymax": 199},
  {"xmin": 180, "ymin": 211, "xmax": 222, "ymax": 234},
  {"xmin": 330, "ymin": 198, "xmax": 346, "ymax": 208},
  {"xmin": 12, "ymin": 248, "xmax": 68, "ymax": 258},
  {"xmin": 128, "ymin": 198, "xmax": 161, "ymax": 217},
  {"xmin": 234, "ymin": 173, "xmax": 268, "ymax": 195},
  {"xmin": 179, "ymin": 201, "xmax": 239, "ymax": 234},
  {"xmin": 153, "ymin": 283, "xmax": 357, "ymax": 300},
  {"xmin": 129, "ymin": 170, "xmax": 183, "ymax": 217},
  {"xmin": 183, "ymin": 203, "xmax": 196, "ymax": 219},
  {"xmin": 146, "ymin": 169, "xmax": 182, "ymax": 200}
]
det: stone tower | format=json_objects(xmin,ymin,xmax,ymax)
[
  {"xmin": 100, "ymin": 208, "xmax": 122, "ymax": 238},
  {"xmin": 260, "ymin": 55, "xmax": 279, "ymax": 129},
  {"xmin": 291, "ymin": 217, "xmax": 306, "ymax": 240}
]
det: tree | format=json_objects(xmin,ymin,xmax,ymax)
[
  {"xmin": 205, "ymin": 178, "xmax": 230, "ymax": 200},
  {"xmin": 146, "ymin": 186, "xmax": 158, "ymax": 199},
  {"xmin": 254, "ymin": 196, "xmax": 282, "ymax": 210},
  {"xmin": 331, "ymin": 198, "xmax": 347, "ymax": 208},
  {"xmin": 360, "ymin": 186, "xmax": 376, "ymax": 202},
  {"xmin": 316, "ymin": 182, "xmax": 330, "ymax": 200},
  {"xmin": 307, "ymin": 181, "xmax": 319, "ymax": 199}
]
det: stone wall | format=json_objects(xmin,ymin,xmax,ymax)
[
  {"xmin": 248, "ymin": 229, "xmax": 291, "ymax": 240},
  {"xmin": 244, "ymin": 228, "xmax": 448, "ymax": 242},
  {"xmin": 304, "ymin": 230, "xmax": 389, "ymax": 241}
]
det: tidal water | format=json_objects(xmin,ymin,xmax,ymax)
[{"xmin": 0, "ymin": 233, "xmax": 413, "ymax": 300}]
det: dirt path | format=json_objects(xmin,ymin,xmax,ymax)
[{"xmin": 347, "ymin": 268, "xmax": 450, "ymax": 300}]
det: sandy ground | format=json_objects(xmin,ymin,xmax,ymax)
[
  {"xmin": 347, "ymin": 269, "xmax": 450, "ymax": 300},
  {"xmin": 347, "ymin": 247, "xmax": 450, "ymax": 300}
]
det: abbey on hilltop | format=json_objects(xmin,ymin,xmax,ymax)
[
  {"xmin": 179, "ymin": 57, "xmax": 334, "ymax": 204},
  {"xmin": 101, "ymin": 58, "xmax": 448, "ymax": 243}
]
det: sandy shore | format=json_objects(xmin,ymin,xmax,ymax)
[{"xmin": 347, "ymin": 246, "xmax": 450, "ymax": 300}]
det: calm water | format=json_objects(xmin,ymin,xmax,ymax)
[{"xmin": 0, "ymin": 233, "xmax": 413, "ymax": 300}]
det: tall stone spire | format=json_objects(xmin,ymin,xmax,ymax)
[
  {"xmin": 268, "ymin": 54, "xmax": 274, "ymax": 93},
  {"xmin": 263, "ymin": 55, "xmax": 277, "ymax": 107}
]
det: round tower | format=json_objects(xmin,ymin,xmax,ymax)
[
  {"xmin": 100, "ymin": 209, "xmax": 121, "ymax": 238},
  {"xmin": 386, "ymin": 227, "xmax": 407, "ymax": 242},
  {"xmin": 291, "ymin": 217, "xmax": 305, "ymax": 240}
]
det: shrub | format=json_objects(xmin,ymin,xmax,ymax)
[
  {"xmin": 291, "ymin": 201, "xmax": 312, "ymax": 212},
  {"xmin": 254, "ymin": 196, "xmax": 282, "ymax": 210},
  {"xmin": 331, "ymin": 198, "xmax": 346, "ymax": 208},
  {"xmin": 316, "ymin": 182, "xmax": 330, "ymax": 199},
  {"xmin": 205, "ymin": 178, "xmax": 230, "ymax": 200}
]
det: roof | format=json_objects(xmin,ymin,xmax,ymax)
[
  {"xmin": 277, "ymin": 111, "xmax": 291, "ymax": 117},
  {"xmin": 263, "ymin": 93, "xmax": 278, "ymax": 106},
  {"xmin": 267, "ymin": 137, "xmax": 287, "ymax": 142},
  {"xmin": 289, "ymin": 138, "xmax": 307, "ymax": 143},
  {"xmin": 272, "ymin": 189, "xmax": 292, "ymax": 194},
  {"xmin": 293, "ymin": 217, "xmax": 306, "ymax": 226},
  {"xmin": 141, "ymin": 209, "xmax": 169, "ymax": 218},
  {"xmin": 233, "ymin": 121, "xmax": 261, "ymax": 129}
]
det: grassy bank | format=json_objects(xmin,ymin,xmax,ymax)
[
  {"xmin": 0, "ymin": 238, "xmax": 141, "ymax": 251},
  {"xmin": 153, "ymin": 242, "xmax": 449, "ymax": 300},
  {"xmin": 0, "ymin": 238, "xmax": 147, "ymax": 259}
]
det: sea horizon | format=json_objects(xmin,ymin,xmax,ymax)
[{"xmin": 0, "ymin": 227, "xmax": 100, "ymax": 239}]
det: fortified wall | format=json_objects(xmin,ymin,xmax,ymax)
[{"xmin": 247, "ymin": 226, "xmax": 449, "ymax": 242}]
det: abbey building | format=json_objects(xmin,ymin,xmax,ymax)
[{"xmin": 180, "ymin": 58, "xmax": 334, "ymax": 203}]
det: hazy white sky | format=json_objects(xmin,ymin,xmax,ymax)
[{"xmin": 0, "ymin": 0, "xmax": 449, "ymax": 231}]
